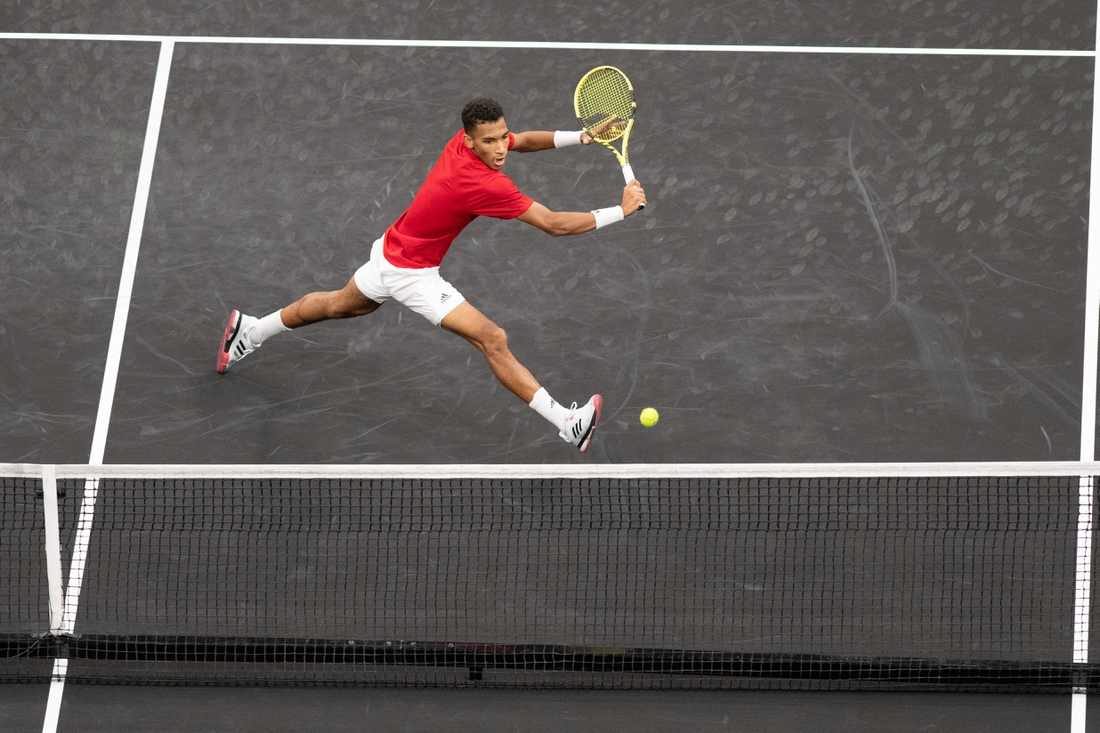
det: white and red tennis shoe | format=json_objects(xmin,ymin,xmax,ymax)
[
  {"xmin": 216, "ymin": 309, "xmax": 260, "ymax": 373},
  {"xmin": 560, "ymin": 394, "xmax": 602, "ymax": 452}
]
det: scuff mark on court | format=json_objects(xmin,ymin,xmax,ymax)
[{"xmin": 846, "ymin": 131, "xmax": 985, "ymax": 420}]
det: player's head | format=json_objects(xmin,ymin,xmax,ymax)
[
  {"xmin": 462, "ymin": 98, "xmax": 505, "ymax": 134},
  {"xmin": 462, "ymin": 98, "xmax": 509, "ymax": 171}
]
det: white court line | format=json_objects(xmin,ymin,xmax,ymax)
[
  {"xmin": 1071, "ymin": 4, "xmax": 1100, "ymax": 729},
  {"xmin": 64, "ymin": 32, "xmax": 175, "ymax": 631},
  {"xmin": 1082, "ymin": 12, "xmax": 1100, "ymax": 467},
  {"xmin": 41, "ymin": 659, "xmax": 66, "ymax": 733},
  {"xmin": 39, "ymin": 40, "xmax": 176, "ymax": 733},
  {"xmin": 87, "ymin": 40, "xmax": 174, "ymax": 466},
  {"xmin": 59, "ymin": 478, "xmax": 98, "ymax": 636},
  {"xmin": 61, "ymin": 36, "xmax": 175, "ymax": 628},
  {"xmin": 1074, "ymin": 693, "xmax": 1088, "ymax": 733},
  {"xmin": 0, "ymin": 31, "xmax": 1094, "ymax": 56}
]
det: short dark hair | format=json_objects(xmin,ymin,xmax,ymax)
[{"xmin": 461, "ymin": 98, "xmax": 505, "ymax": 133}]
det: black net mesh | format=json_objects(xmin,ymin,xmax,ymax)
[
  {"xmin": 3, "ymin": 473, "xmax": 1097, "ymax": 690},
  {"xmin": 0, "ymin": 477, "xmax": 51, "ymax": 682}
]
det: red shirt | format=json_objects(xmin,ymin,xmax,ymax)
[{"xmin": 383, "ymin": 130, "xmax": 534, "ymax": 268}]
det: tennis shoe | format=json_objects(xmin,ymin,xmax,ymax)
[
  {"xmin": 560, "ymin": 394, "xmax": 602, "ymax": 452},
  {"xmin": 216, "ymin": 309, "xmax": 259, "ymax": 374}
]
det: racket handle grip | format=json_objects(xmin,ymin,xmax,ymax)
[{"xmin": 621, "ymin": 164, "xmax": 645, "ymax": 210}]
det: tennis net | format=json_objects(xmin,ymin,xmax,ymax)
[{"xmin": 2, "ymin": 462, "xmax": 1097, "ymax": 691}]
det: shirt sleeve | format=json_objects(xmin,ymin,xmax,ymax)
[{"xmin": 469, "ymin": 174, "xmax": 534, "ymax": 220}]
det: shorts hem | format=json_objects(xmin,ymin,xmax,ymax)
[{"xmin": 432, "ymin": 294, "xmax": 466, "ymax": 327}]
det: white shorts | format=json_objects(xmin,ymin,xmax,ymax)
[{"xmin": 353, "ymin": 237, "xmax": 466, "ymax": 327}]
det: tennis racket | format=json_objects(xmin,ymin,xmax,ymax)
[{"xmin": 574, "ymin": 66, "xmax": 644, "ymax": 209}]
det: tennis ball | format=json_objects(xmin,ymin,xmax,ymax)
[{"xmin": 639, "ymin": 407, "xmax": 659, "ymax": 427}]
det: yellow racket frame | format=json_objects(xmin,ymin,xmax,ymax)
[{"xmin": 574, "ymin": 66, "xmax": 640, "ymax": 191}]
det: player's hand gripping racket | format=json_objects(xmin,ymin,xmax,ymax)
[{"xmin": 574, "ymin": 66, "xmax": 644, "ymax": 209}]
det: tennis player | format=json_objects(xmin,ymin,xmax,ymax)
[{"xmin": 217, "ymin": 98, "xmax": 646, "ymax": 452}]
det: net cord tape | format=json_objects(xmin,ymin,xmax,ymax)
[{"xmin": 4, "ymin": 461, "xmax": 1100, "ymax": 480}]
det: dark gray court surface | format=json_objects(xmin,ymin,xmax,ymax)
[
  {"xmin": 3, "ymin": 42, "xmax": 1095, "ymax": 464},
  {"xmin": 0, "ymin": 685, "xmax": 1087, "ymax": 733},
  {"xmin": 0, "ymin": 41, "xmax": 157, "ymax": 463},
  {"xmin": 2, "ymin": 0, "xmax": 1099, "ymax": 730},
  {"xmin": 1, "ymin": 0, "xmax": 1093, "ymax": 49}
]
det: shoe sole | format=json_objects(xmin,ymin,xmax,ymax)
[
  {"xmin": 216, "ymin": 309, "xmax": 242, "ymax": 374},
  {"xmin": 578, "ymin": 394, "xmax": 602, "ymax": 453}
]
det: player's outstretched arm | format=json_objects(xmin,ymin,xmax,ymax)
[
  {"xmin": 511, "ymin": 130, "xmax": 594, "ymax": 153},
  {"xmin": 517, "ymin": 203, "xmax": 596, "ymax": 236},
  {"xmin": 517, "ymin": 182, "xmax": 647, "ymax": 237}
]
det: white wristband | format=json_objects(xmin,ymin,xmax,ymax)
[
  {"xmin": 554, "ymin": 130, "xmax": 585, "ymax": 148},
  {"xmin": 592, "ymin": 206, "xmax": 625, "ymax": 229}
]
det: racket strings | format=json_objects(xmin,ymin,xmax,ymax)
[{"xmin": 576, "ymin": 68, "xmax": 634, "ymax": 143}]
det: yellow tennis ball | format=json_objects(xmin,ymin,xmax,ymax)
[{"xmin": 639, "ymin": 407, "xmax": 659, "ymax": 427}]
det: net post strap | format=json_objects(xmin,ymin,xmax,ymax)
[
  {"xmin": 40, "ymin": 465, "xmax": 64, "ymax": 635},
  {"xmin": 1075, "ymin": 475, "xmax": 1095, "ymax": 665}
]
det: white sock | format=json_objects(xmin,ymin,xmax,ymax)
[
  {"xmin": 249, "ymin": 309, "xmax": 291, "ymax": 347},
  {"xmin": 529, "ymin": 387, "xmax": 571, "ymax": 432}
]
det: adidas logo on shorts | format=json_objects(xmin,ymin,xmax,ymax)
[{"xmin": 440, "ymin": 293, "xmax": 451, "ymax": 303}]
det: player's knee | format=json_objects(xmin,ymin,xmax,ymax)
[{"xmin": 480, "ymin": 323, "xmax": 508, "ymax": 355}]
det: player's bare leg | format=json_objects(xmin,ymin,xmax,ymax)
[
  {"xmin": 441, "ymin": 301, "xmax": 602, "ymax": 451},
  {"xmin": 280, "ymin": 277, "xmax": 381, "ymax": 327},
  {"xmin": 440, "ymin": 301, "xmax": 539, "ymax": 402},
  {"xmin": 217, "ymin": 278, "xmax": 380, "ymax": 373}
]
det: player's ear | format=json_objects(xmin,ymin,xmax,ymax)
[{"xmin": 463, "ymin": 133, "xmax": 474, "ymax": 149}]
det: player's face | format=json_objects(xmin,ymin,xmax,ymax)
[{"xmin": 464, "ymin": 117, "xmax": 510, "ymax": 171}]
